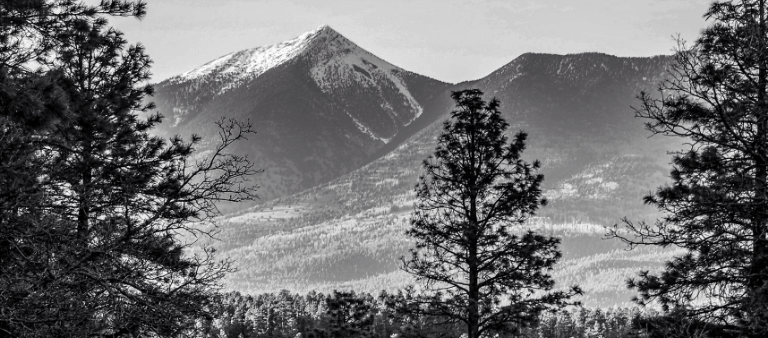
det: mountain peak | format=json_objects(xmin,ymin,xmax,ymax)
[
  {"xmin": 304, "ymin": 24, "xmax": 341, "ymax": 41},
  {"xmin": 164, "ymin": 24, "xmax": 427, "ymax": 143},
  {"xmin": 172, "ymin": 25, "xmax": 345, "ymax": 83},
  {"xmin": 315, "ymin": 24, "xmax": 336, "ymax": 34}
]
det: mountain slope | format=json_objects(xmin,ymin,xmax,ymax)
[
  {"xmin": 191, "ymin": 52, "xmax": 683, "ymax": 307},
  {"xmin": 469, "ymin": 53, "xmax": 676, "ymax": 221},
  {"xmin": 150, "ymin": 26, "xmax": 452, "ymax": 207}
]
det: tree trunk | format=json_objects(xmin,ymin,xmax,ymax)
[
  {"xmin": 77, "ymin": 147, "xmax": 92, "ymax": 238},
  {"xmin": 468, "ymin": 239, "xmax": 479, "ymax": 338},
  {"xmin": 751, "ymin": 1, "xmax": 768, "ymax": 334}
]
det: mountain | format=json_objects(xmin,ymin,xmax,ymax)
[
  {"xmin": 150, "ymin": 25, "xmax": 452, "ymax": 208},
  {"xmin": 469, "ymin": 53, "xmax": 676, "ymax": 223},
  {"xmin": 180, "ymin": 48, "xmax": 684, "ymax": 307}
]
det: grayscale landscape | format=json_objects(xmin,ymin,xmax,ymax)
[
  {"xmin": 5, "ymin": 1, "xmax": 768, "ymax": 338},
  {"xmin": 152, "ymin": 25, "xmax": 677, "ymax": 307}
]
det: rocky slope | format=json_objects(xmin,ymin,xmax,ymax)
[{"xmin": 151, "ymin": 25, "xmax": 452, "ymax": 209}]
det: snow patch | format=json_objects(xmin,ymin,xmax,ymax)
[
  {"xmin": 166, "ymin": 25, "xmax": 424, "ymax": 143},
  {"xmin": 375, "ymin": 178, "xmax": 399, "ymax": 187},
  {"xmin": 545, "ymin": 183, "xmax": 578, "ymax": 200},
  {"xmin": 585, "ymin": 177, "xmax": 603, "ymax": 184},
  {"xmin": 307, "ymin": 31, "xmax": 423, "ymax": 140},
  {"xmin": 171, "ymin": 25, "xmax": 328, "ymax": 84},
  {"xmin": 349, "ymin": 114, "xmax": 392, "ymax": 144},
  {"xmin": 171, "ymin": 107, "xmax": 191, "ymax": 127}
]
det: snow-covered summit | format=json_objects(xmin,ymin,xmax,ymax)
[
  {"xmin": 302, "ymin": 26, "xmax": 424, "ymax": 133},
  {"xmin": 165, "ymin": 24, "xmax": 425, "ymax": 143},
  {"xmin": 172, "ymin": 25, "xmax": 339, "ymax": 82}
]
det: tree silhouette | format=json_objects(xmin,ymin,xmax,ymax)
[
  {"xmin": 402, "ymin": 89, "xmax": 580, "ymax": 338},
  {"xmin": 610, "ymin": 1, "xmax": 768, "ymax": 336},
  {"xmin": 0, "ymin": 1, "xmax": 258, "ymax": 337}
]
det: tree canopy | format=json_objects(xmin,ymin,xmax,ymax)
[
  {"xmin": 402, "ymin": 89, "xmax": 579, "ymax": 338},
  {"xmin": 0, "ymin": 1, "xmax": 258, "ymax": 337},
  {"xmin": 611, "ymin": 1, "xmax": 768, "ymax": 336}
]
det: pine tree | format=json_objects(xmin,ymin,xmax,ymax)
[
  {"xmin": 402, "ymin": 89, "xmax": 580, "ymax": 338},
  {"xmin": 0, "ymin": 1, "xmax": 258, "ymax": 337},
  {"xmin": 322, "ymin": 291, "xmax": 376, "ymax": 338},
  {"xmin": 610, "ymin": 1, "xmax": 768, "ymax": 336}
]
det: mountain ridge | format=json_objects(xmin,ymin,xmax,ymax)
[
  {"xmin": 154, "ymin": 29, "xmax": 682, "ymax": 306},
  {"xmin": 152, "ymin": 27, "xmax": 683, "ymax": 306},
  {"xmin": 150, "ymin": 25, "xmax": 453, "ymax": 208}
]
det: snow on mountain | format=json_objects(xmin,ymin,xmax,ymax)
[
  {"xmin": 146, "ymin": 23, "xmax": 690, "ymax": 306},
  {"xmin": 151, "ymin": 25, "xmax": 451, "ymax": 205},
  {"xmin": 174, "ymin": 26, "xmax": 320, "ymax": 83},
  {"xmin": 164, "ymin": 25, "xmax": 424, "ymax": 142},
  {"xmin": 304, "ymin": 27, "xmax": 424, "ymax": 132}
]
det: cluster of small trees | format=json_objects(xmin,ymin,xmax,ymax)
[{"xmin": 202, "ymin": 290, "xmax": 646, "ymax": 338}]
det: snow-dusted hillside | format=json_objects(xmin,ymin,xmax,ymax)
[
  {"xmin": 150, "ymin": 24, "xmax": 684, "ymax": 307},
  {"xmin": 161, "ymin": 25, "xmax": 429, "ymax": 142},
  {"xmin": 175, "ymin": 28, "xmax": 317, "ymax": 83},
  {"xmin": 304, "ymin": 26, "xmax": 424, "ymax": 141},
  {"xmin": 183, "ymin": 50, "xmax": 682, "ymax": 307},
  {"xmin": 150, "ymin": 25, "xmax": 451, "ymax": 205}
]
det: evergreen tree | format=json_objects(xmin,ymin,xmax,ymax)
[
  {"xmin": 610, "ymin": 1, "xmax": 768, "ymax": 336},
  {"xmin": 402, "ymin": 89, "xmax": 580, "ymax": 338},
  {"xmin": 321, "ymin": 291, "xmax": 376, "ymax": 338},
  {"xmin": 0, "ymin": 1, "xmax": 258, "ymax": 337}
]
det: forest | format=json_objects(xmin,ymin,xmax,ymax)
[{"xmin": 203, "ymin": 291, "xmax": 653, "ymax": 338}]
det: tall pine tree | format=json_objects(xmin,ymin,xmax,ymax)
[
  {"xmin": 0, "ymin": 1, "xmax": 258, "ymax": 337},
  {"xmin": 402, "ymin": 89, "xmax": 579, "ymax": 338},
  {"xmin": 611, "ymin": 1, "xmax": 768, "ymax": 336}
]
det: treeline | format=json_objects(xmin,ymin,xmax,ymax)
[{"xmin": 201, "ymin": 291, "xmax": 654, "ymax": 338}]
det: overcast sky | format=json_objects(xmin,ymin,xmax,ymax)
[{"xmin": 108, "ymin": 0, "xmax": 714, "ymax": 84}]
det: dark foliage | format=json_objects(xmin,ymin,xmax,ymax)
[
  {"xmin": 609, "ymin": 1, "xmax": 768, "ymax": 337},
  {"xmin": 630, "ymin": 311, "xmax": 742, "ymax": 338},
  {"xmin": 203, "ymin": 290, "xmax": 645, "ymax": 338},
  {"xmin": 0, "ymin": 1, "xmax": 258, "ymax": 337},
  {"xmin": 401, "ymin": 89, "xmax": 580, "ymax": 338}
]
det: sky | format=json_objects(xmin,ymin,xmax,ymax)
[{"xmin": 107, "ymin": 0, "xmax": 715, "ymax": 84}]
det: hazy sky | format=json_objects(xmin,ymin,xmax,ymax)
[{"xmin": 108, "ymin": 0, "xmax": 714, "ymax": 84}]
